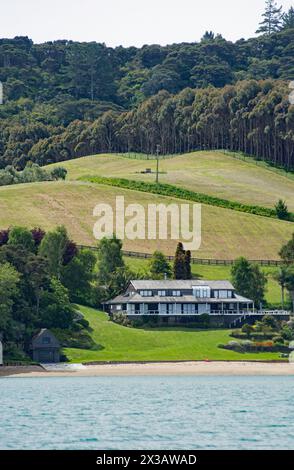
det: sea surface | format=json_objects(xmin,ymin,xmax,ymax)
[{"xmin": 1, "ymin": 375, "xmax": 294, "ymax": 450}]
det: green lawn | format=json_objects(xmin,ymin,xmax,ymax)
[
  {"xmin": 64, "ymin": 306, "xmax": 283, "ymax": 363},
  {"xmin": 48, "ymin": 151, "xmax": 294, "ymax": 211}
]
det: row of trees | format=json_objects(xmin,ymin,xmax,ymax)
[
  {"xmin": 26, "ymin": 80, "xmax": 294, "ymax": 171},
  {"xmin": 0, "ymin": 24, "xmax": 293, "ymax": 170},
  {"xmin": 0, "ymin": 163, "xmax": 67, "ymax": 186},
  {"xmin": 0, "ymin": 26, "xmax": 292, "ymax": 106}
]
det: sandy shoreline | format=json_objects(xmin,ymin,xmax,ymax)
[{"xmin": 1, "ymin": 361, "xmax": 294, "ymax": 377}]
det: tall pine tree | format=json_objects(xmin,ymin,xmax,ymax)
[
  {"xmin": 184, "ymin": 250, "xmax": 192, "ymax": 280},
  {"xmin": 281, "ymin": 7, "xmax": 294, "ymax": 30},
  {"xmin": 173, "ymin": 243, "xmax": 186, "ymax": 280},
  {"xmin": 256, "ymin": 0, "xmax": 283, "ymax": 35},
  {"xmin": 173, "ymin": 243, "xmax": 192, "ymax": 280}
]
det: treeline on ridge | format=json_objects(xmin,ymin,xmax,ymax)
[
  {"xmin": 28, "ymin": 80, "xmax": 294, "ymax": 170},
  {"xmin": 0, "ymin": 28, "xmax": 293, "ymax": 170}
]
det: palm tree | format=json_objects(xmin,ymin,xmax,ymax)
[{"xmin": 273, "ymin": 266, "xmax": 288, "ymax": 309}]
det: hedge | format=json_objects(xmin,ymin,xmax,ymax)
[{"xmin": 79, "ymin": 175, "xmax": 294, "ymax": 221}]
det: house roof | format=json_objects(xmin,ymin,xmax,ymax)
[
  {"xmin": 108, "ymin": 293, "xmax": 253, "ymax": 304},
  {"xmin": 130, "ymin": 280, "xmax": 235, "ymax": 290}
]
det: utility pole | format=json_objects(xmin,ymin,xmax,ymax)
[{"xmin": 156, "ymin": 144, "xmax": 160, "ymax": 184}]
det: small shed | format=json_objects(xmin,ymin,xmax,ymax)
[{"xmin": 31, "ymin": 329, "xmax": 60, "ymax": 363}]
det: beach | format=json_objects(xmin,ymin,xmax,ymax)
[{"xmin": 1, "ymin": 361, "xmax": 294, "ymax": 377}]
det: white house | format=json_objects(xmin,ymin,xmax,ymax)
[{"xmin": 107, "ymin": 279, "xmax": 254, "ymax": 319}]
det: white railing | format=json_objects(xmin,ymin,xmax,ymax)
[{"xmin": 120, "ymin": 309, "xmax": 291, "ymax": 317}]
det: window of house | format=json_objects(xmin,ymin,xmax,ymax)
[
  {"xmin": 159, "ymin": 304, "xmax": 168, "ymax": 314},
  {"xmin": 139, "ymin": 290, "xmax": 153, "ymax": 297},
  {"xmin": 218, "ymin": 290, "xmax": 229, "ymax": 299},
  {"xmin": 183, "ymin": 304, "xmax": 196, "ymax": 314},
  {"xmin": 158, "ymin": 291, "xmax": 166, "ymax": 297},
  {"xmin": 42, "ymin": 337, "xmax": 51, "ymax": 344},
  {"xmin": 172, "ymin": 290, "xmax": 181, "ymax": 297},
  {"xmin": 193, "ymin": 287, "xmax": 210, "ymax": 298},
  {"xmin": 127, "ymin": 304, "xmax": 136, "ymax": 314}
]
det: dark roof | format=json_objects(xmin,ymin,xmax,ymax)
[
  {"xmin": 130, "ymin": 280, "xmax": 234, "ymax": 290},
  {"xmin": 31, "ymin": 329, "xmax": 60, "ymax": 349},
  {"xmin": 108, "ymin": 293, "xmax": 253, "ymax": 304}
]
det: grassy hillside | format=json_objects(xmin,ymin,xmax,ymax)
[
  {"xmin": 0, "ymin": 179, "xmax": 292, "ymax": 259},
  {"xmin": 48, "ymin": 151, "xmax": 294, "ymax": 211},
  {"xmin": 64, "ymin": 306, "xmax": 283, "ymax": 363}
]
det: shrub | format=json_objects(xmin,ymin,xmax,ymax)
[
  {"xmin": 0, "ymin": 229, "xmax": 9, "ymax": 246},
  {"xmin": 275, "ymin": 199, "xmax": 290, "ymax": 220},
  {"xmin": 77, "ymin": 318, "xmax": 90, "ymax": 329},
  {"xmin": 112, "ymin": 312, "xmax": 133, "ymax": 327},
  {"xmin": 52, "ymin": 328, "xmax": 96, "ymax": 350},
  {"xmin": 273, "ymin": 335, "xmax": 284, "ymax": 344},
  {"xmin": 51, "ymin": 167, "xmax": 67, "ymax": 180},
  {"xmin": 0, "ymin": 164, "xmax": 67, "ymax": 187}
]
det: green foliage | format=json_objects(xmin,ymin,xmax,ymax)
[
  {"xmin": 279, "ymin": 234, "xmax": 294, "ymax": 264},
  {"xmin": 39, "ymin": 225, "xmax": 68, "ymax": 279},
  {"xmin": 51, "ymin": 166, "xmax": 67, "ymax": 180},
  {"xmin": 0, "ymin": 225, "xmax": 95, "ymax": 360},
  {"xmin": 0, "ymin": 31, "xmax": 293, "ymax": 171},
  {"xmin": 0, "ymin": 164, "xmax": 67, "ymax": 187},
  {"xmin": 173, "ymin": 242, "xmax": 187, "ymax": 280},
  {"xmin": 61, "ymin": 249, "xmax": 97, "ymax": 305},
  {"xmin": 242, "ymin": 324, "xmax": 255, "ymax": 338},
  {"xmin": 281, "ymin": 6, "xmax": 294, "ymax": 29},
  {"xmin": 231, "ymin": 257, "xmax": 267, "ymax": 305},
  {"xmin": 0, "ymin": 262, "xmax": 20, "ymax": 331},
  {"xmin": 273, "ymin": 266, "xmax": 289, "ymax": 308},
  {"xmin": 39, "ymin": 278, "xmax": 74, "ymax": 329},
  {"xmin": 149, "ymin": 250, "xmax": 172, "ymax": 279},
  {"xmin": 256, "ymin": 0, "xmax": 283, "ymax": 35},
  {"xmin": 8, "ymin": 226, "xmax": 35, "ymax": 252},
  {"xmin": 52, "ymin": 327, "xmax": 96, "ymax": 350},
  {"xmin": 275, "ymin": 199, "xmax": 290, "ymax": 220},
  {"xmin": 97, "ymin": 235, "xmax": 125, "ymax": 286}
]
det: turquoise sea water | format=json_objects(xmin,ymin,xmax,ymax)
[{"xmin": 1, "ymin": 376, "xmax": 294, "ymax": 450}]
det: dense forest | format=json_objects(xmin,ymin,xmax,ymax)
[{"xmin": 0, "ymin": 5, "xmax": 293, "ymax": 169}]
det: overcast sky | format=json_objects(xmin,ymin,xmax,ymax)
[{"xmin": 2, "ymin": 0, "xmax": 293, "ymax": 46}]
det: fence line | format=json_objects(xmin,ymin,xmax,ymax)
[{"xmin": 77, "ymin": 245, "xmax": 283, "ymax": 266}]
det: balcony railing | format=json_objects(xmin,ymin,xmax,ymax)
[{"xmin": 120, "ymin": 309, "xmax": 291, "ymax": 316}]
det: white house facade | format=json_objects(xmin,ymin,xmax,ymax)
[{"xmin": 107, "ymin": 280, "xmax": 255, "ymax": 318}]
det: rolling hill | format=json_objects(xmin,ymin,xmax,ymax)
[
  {"xmin": 48, "ymin": 151, "xmax": 294, "ymax": 211},
  {"xmin": 0, "ymin": 178, "xmax": 292, "ymax": 260}
]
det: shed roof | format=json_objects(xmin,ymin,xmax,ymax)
[{"xmin": 31, "ymin": 329, "xmax": 60, "ymax": 349}]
